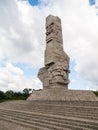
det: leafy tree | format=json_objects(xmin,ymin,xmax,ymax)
[
  {"xmin": 23, "ymin": 88, "xmax": 32, "ymax": 94},
  {"xmin": 5, "ymin": 90, "xmax": 14, "ymax": 99},
  {"xmin": 0, "ymin": 91, "xmax": 6, "ymax": 100},
  {"xmin": 23, "ymin": 88, "xmax": 32, "ymax": 99}
]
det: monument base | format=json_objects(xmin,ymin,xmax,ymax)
[{"xmin": 27, "ymin": 88, "xmax": 98, "ymax": 101}]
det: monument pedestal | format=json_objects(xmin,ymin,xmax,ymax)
[{"xmin": 27, "ymin": 88, "xmax": 98, "ymax": 101}]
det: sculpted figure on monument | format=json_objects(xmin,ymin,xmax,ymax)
[
  {"xmin": 48, "ymin": 62, "xmax": 70, "ymax": 86},
  {"xmin": 38, "ymin": 15, "xmax": 70, "ymax": 89}
]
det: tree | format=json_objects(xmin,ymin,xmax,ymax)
[
  {"xmin": 0, "ymin": 91, "xmax": 5, "ymax": 100},
  {"xmin": 23, "ymin": 88, "xmax": 32, "ymax": 99},
  {"xmin": 23, "ymin": 88, "xmax": 32, "ymax": 94},
  {"xmin": 5, "ymin": 90, "xmax": 14, "ymax": 99}
]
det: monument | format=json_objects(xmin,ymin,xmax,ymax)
[
  {"xmin": 28, "ymin": 15, "xmax": 98, "ymax": 101},
  {"xmin": 0, "ymin": 15, "xmax": 98, "ymax": 130},
  {"xmin": 38, "ymin": 15, "xmax": 70, "ymax": 90}
]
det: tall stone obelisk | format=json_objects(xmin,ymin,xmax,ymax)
[{"xmin": 38, "ymin": 15, "xmax": 70, "ymax": 89}]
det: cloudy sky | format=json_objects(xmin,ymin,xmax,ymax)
[{"xmin": 0, "ymin": 0, "xmax": 98, "ymax": 92}]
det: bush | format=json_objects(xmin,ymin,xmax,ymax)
[
  {"xmin": 94, "ymin": 91, "xmax": 98, "ymax": 97},
  {"xmin": 0, "ymin": 91, "xmax": 6, "ymax": 100}
]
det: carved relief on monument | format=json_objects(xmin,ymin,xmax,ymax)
[
  {"xmin": 48, "ymin": 62, "xmax": 70, "ymax": 86},
  {"xmin": 38, "ymin": 67, "xmax": 50, "ymax": 89},
  {"xmin": 46, "ymin": 16, "xmax": 63, "ymax": 44}
]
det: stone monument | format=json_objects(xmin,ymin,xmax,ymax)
[
  {"xmin": 28, "ymin": 15, "xmax": 98, "ymax": 101},
  {"xmin": 38, "ymin": 15, "xmax": 70, "ymax": 89}
]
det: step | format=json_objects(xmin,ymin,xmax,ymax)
[
  {"xmin": 9, "ymin": 106, "xmax": 97, "ymax": 120},
  {"xmin": 21, "ymin": 109, "xmax": 98, "ymax": 120},
  {"xmin": 3, "ymin": 103, "xmax": 97, "ymax": 115},
  {"xmin": 0, "ymin": 107, "xmax": 98, "ymax": 120},
  {"xmin": 0, "ymin": 110, "xmax": 98, "ymax": 129},
  {"xmin": 2, "ymin": 103, "xmax": 97, "ymax": 114},
  {"xmin": 0, "ymin": 109, "xmax": 98, "ymax": 130},
  {"xmin": 0, "ymin": 100, "xmax": 98, "ymax": 108},
  {"xmin": 0, "ymin": 101, "xmax": 98, "ymax": 114},
  {"xmin": 0, "ymin": 113, "xmax": 86, "ymax": 130},
  {"xmin": 25, "ymin": 105, "xmax": 98, "ymax": 114},
  {"xmin": 27, "ymin": 100, "xmax": 98, "ymax": 107},
  {"xmin": 0, "ymin": 116, "xmax": 49, "ymax": 130}
]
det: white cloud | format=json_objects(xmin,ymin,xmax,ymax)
[
  {"xmin": 0, "ymin": 63, "xmax": 41, "ymax": 92},
  {"xmin": 60, "ymin": 1, "xmax": 98, "ymax": 90},
  {"xmin": 0, "ymin": 0, "xmax": 98, "ymax": 91},
  {"xmin": 0, "ymin": 0, "xmax": 45, "ymax": 67}
]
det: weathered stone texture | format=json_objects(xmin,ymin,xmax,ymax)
[
  {"xmin": 28, "ymin": 89, "xmax": 98, "ymax": 101},
  {"xmin": 38, "ymin": 15, "xmax": 70, "ymax": 89}
]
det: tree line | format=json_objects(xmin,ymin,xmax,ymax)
[{"xmin": 0, "ymin": 88, "xmax": 32, "ymax": 102}]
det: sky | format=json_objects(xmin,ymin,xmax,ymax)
[{"xmin": 0, "ymin": 0, "xmax": 98, "ymax": 92}]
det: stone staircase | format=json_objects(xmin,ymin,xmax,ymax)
[{"xmin": 0, "ymin": 100, "xmax": 98, "ymax": 130}]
